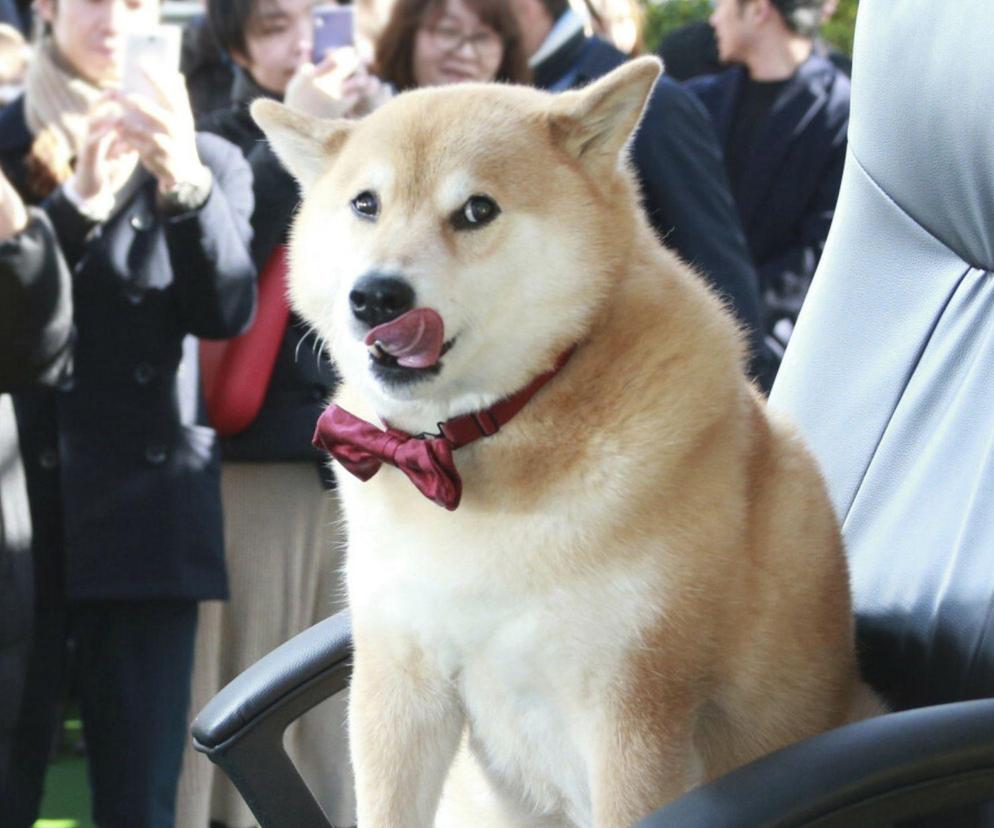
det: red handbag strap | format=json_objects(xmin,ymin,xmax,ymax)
[{"xmin": 199, "ymin": 245, "xmax": 292, "ymax": 437}]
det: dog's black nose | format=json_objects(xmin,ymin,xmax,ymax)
[{"xmin": 349, "ymin": 274, "xmax": 416, "ymax": 327}]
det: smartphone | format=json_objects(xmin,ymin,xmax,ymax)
[
  {"xmin": 313, "ymin": 5, "xmax": 355, "ymax": 62},
  {"xmin": 121, "ymin": 25, "xmax": 182, "ymax": 100}
]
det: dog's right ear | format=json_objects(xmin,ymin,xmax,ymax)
[
  {"xmin": 251, "ymin": 100, "xmax": 354, "ymax": 192},
  {"xmin": 546, "ymin": 56, "xmax": 661, "ymax": 174}
]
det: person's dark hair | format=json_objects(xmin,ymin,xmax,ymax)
[
  {"xmin": 207, "ymin": 0, "xmax": 257, "ymax": 57},
  {"xmin": 373, "ymin": 0, "xmax": 531, "ymax": 92},
  {"xmin": 763, "ymin": 0, "xmax": 824, "ymax": 38}
]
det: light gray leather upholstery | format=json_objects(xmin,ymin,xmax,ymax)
[
  {"xmin": 770, "ymin": 0, "xmax": 994, "ymax": 710},
  {"xmin": 846, "ymin": 3, "xmax": 994, "ymax": 273}
]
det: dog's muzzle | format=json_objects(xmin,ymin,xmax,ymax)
[{"xmin": 349, "ymin": 272, "xmax": 415, "ymax": 328}]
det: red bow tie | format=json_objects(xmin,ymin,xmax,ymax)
[{"xmin": 312, "ymin": 349, "xmax": 574, "ymax": 510}]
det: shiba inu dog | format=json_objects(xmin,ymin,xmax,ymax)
[{"xmin": 252, "ymin": 57, "xmax": 877, "ymax": 828}]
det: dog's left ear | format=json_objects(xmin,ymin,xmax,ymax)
[
  {"xmin": 251, "ymin": 99, "xmax": 354, "ymax": 192},
  {"xmin": 547, "ymin": 56, "xmax": 661, "ymax": 172}
]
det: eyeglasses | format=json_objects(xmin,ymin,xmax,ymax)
[{"xmin": 425, "ymin": 24, "xmax": 502, "ymax": 60}]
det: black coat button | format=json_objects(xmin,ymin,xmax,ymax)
[
  {"xmin": 39, "ymin": 448, "xmax": 59, "ymax": 470},
  {"xmin": 144, "ymin": 443, "xmax": 167, "ymax": 465},
  {"xmin": 134, "ymin": 362, "xmax": 156, "ymax": 385}
]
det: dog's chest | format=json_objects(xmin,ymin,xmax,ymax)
[
  {"xmin": 456, "ymin": 607, "xmax": 597, "ymax": 821},
  {"xmin": 366, "ymin": 565, "xmax": 604, "ymax": 818},
  {"xmin": 347, "ymin": 498, "xmax": 664, "ymax": 820}
]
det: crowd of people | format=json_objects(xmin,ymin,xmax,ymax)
[{"xmin": 0, "ymin": 0, "xmax": 850, "ymax": 825}]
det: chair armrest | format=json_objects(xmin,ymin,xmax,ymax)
[
  {"xmin": 637, "ymin": 699, "xmax": 994, "ymax": 828},
  {"xmin": 191, "ymin": 609, "xmax": 353, "ymax": 828}
]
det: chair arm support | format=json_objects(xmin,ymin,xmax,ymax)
[
  {"xmin": 191, "ymin": 609, "xmax": 354, "ymax": 828},
  {"xmin": 637, "ymin": 699, "xmax": 994, "ymax": 828}
]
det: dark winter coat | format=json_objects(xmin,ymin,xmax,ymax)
[{"xmin": 0, "ymin": 95, "xmax": 256, "ymax": 601}]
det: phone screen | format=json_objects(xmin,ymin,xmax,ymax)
[
  {"xmin": 313, "ymin": 5, "xmax": 355, "ymax": 62},
  {"xmin": 121, "ymin": 25, "xmax": 182, "ymax": 99}
]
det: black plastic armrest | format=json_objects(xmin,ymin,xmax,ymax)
[
  {"xmin": 637, "ymin": 699, "xmax": 994, "ymax": 828},
  {"xmin": 191, "ymin": 609, "xmax": 354, "ymax": 828}
]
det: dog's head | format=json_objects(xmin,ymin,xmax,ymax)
[{"xmin": 253, "ymin": 57, "xmax": 660, "ymax": 431}]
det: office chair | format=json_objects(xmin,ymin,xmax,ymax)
[{"xmin": 192, "ymin": 0, "xmax": 994, "ymax": 824}]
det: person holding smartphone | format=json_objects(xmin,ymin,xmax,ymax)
[
  {"xmin": 176, "ymin": 3, "xmax": 381, "ymax": 825},
  {"xmin": 0, "ymin": 0, "xmax": 256, "ymax": 824}
]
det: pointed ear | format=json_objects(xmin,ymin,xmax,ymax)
[
  {"xmin": 547, "ymin": 56, "xmax": 661, "ymax": 171},
  {"xmin": 250, "ymin": 99, "xmax": 354, "ymax": 191}
]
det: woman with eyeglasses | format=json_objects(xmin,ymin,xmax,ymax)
[{"xmin": 373, "ymin": 0, "xmax": 531, "ymax": 89}]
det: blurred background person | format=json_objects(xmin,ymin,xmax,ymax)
[
  {"xmin": 0, "ymin": 165, "xmax": 72, "ymax": 809},
  {"xmin": 689, "ymin": 0, "xmax": 850, "ymax": 366},
  {"xmin": 373, "ymin": 0, "xmax": 531, "ymax": 89},
  {"xmin": 0, "ymin": 0, "xmax": 256, "ymax": 824},
  {"xmin": 0, "ymin": 167, "xmax": 71, "ymax": 415},
  {"xmin": 175, "ymin": 1, "xmax": 357, "ymax": 826},
  {"xmin": 510, "ymin": 0, "xmax": 773, "ymax": 388},
  {"xmin": 657, "ymin": 0, "xmax": 849, "ymax": 83}
]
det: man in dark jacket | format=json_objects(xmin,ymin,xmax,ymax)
[
  {"xmin": 688, "ymin": 0, "xmax": 850, "ymax": 359},
  {"xmin": 0, "ymin": 166, "xmax": 72, "ymax": 805},
  {"xmin": 511, "ymin": 0, "xmax": 774, "ymax": 388},
  {"xmin": 657, "ymin": 14, "xmax": 851, "ymax": 83}
]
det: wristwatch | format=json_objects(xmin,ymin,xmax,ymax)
[{"xmin": 159, "ymin": 165, "xmax": 212, "ymax": 215}]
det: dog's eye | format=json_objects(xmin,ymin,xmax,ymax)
[
  {"xmin": 452, "ymin": 195, "xmax": 500, "ymax": 231},
  {"xmin": 351, "ymin": 191, "xmax": 379, "ymax": 220}
]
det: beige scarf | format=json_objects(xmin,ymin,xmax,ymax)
[{"xmin": 22, "ymin": 37, "xmax": 136, "ymax": 200}]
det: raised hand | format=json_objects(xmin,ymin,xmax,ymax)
[
  {"xmin": 285, "ymin": 48, "xmax": 393, "ymax": 120},
  {"xmin": 67, "ymin": 98, "xmax": 135, "ymax": 205},
  {"xmin": 115, "ymin": 69, "xmax": 207, "ymax": 195}
]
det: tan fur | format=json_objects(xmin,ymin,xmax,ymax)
[{"xmin": 254, "ymin": 58, "xmax": 880, "ymax": 828}]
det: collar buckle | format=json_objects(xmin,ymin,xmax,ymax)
[{"xmin": 472, "ymin": 410, "xmax": 500, "ymax": 437}]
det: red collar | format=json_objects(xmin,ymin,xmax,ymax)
[
  {"xmin": 313, "ymin": 347, "xmax": 575, "ymax": 510},
  {"xmin": 426, "ymin": 346, "xmax": 575, "ymax": 448}
]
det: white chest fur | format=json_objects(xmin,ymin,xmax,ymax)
[{"xmin": 343, "ymin": 468, "xmax": 666, "ymax": 822}]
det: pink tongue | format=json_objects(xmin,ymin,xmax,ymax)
[{"xmin": 364, "ymin": 308, "xmax": 445, "ymax": 369}]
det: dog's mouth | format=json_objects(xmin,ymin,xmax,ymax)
[
  {"xmin": 367, "ymin": 338, "xmax": 455, "ymax": 385},
  {"xmin": 363, "ymin": 307, "xmax": 452, "ymax": 386}
]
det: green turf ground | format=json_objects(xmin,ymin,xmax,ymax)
[{"xmin": 33, "ymin": 717, "xmax": 94, "ymax": 828}]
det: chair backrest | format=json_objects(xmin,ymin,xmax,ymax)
[{"xmin": 768, "ymin": 0, "xmax": 994, "ymax": 711}]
